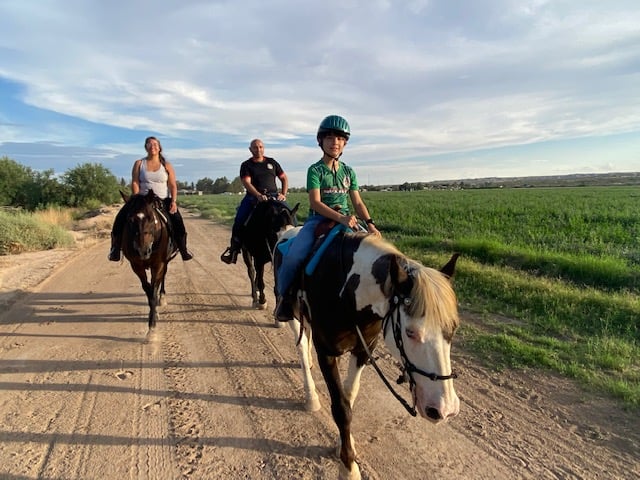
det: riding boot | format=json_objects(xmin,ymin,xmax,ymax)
[
  {"xmin": 220, "ymin": 237, "xmax": 241, "ymax": 264},
  {"xmin": 274, "ymin": 291, "xmax": 295, "ymax": 322},
  {"xmin": 178, "ymin": 234, "xmax": 193, "ymax": 261},
  {"xmin": 108, "ymin": 233, "xmax": 121, "ymax": 261}
]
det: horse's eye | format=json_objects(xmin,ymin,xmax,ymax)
[{"xmin": 405, "ymin": 328, "xmax": 417, "ymax": 340}]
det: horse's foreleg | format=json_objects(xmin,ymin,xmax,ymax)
[
  {"xmin": 132, "ymin": 264, "xmax": 152, "ymax": 302},
  {"xmin": 316, "ymin": 353, "xmax": 359, "ymax": 480},
  {"xmin": 148, "ymin": 263, "xmax": 167, "ymax": 330},
  {"xmin": 243, "ymin": 253, "xmax": 260, "ymax": 308},
  {"xmin": 289, "ymin": 320, "xmax": 320, "ymax": 412}
]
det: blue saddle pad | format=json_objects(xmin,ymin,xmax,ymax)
[
  {"xmin": 277, "ymin": 237, "xmax": 294, "ymax": 256},
  {"xmin": 304, "ymin": 224, "xmax": 347, "ymax": 276},
  {"xmin": 276, "ymin": 224, "xmax": 348, "ymax": 276}
]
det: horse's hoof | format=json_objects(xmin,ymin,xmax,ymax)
[
  {"xmin": 306, "ymin": 396, "xmax": 321, "ymax": 412},
  {"xmin": 338, "ymin": 462, "xmax": 361, "ymax": 480},
  {"xmin": 252, "ymin": 301, "xmax": 268, "ymax": 310}
]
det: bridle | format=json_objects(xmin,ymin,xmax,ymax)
[
  {"xmin": 355, "ymin": 293, "xmax": 457, "ymax": 417},
  {"xmin": 129, "ymin": 203, "xmax": 164, "ymax": 258}
]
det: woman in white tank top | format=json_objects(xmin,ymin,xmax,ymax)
[{"xmin": 108, "ymin": 136, "xmax": 193, "ymax": 261}]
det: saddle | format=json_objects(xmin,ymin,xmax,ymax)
[
  {"xmin": 305, "ymin": 224, "xmax": 347, "ymax": 275},
  {"xmin": 276, "ymin": 216, "xmax": 348, "ymax": 277}
]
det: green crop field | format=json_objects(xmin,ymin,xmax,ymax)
[{"xmin": 181, "ymin": 186, "xmax": 640, "ymax": 407}]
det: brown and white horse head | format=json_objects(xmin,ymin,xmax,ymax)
[
  {"xmin": 127, "ymin": 192, "xmax": 163, "ymax": 260},
  {"xmin": 349, "ymin": 237, "xmax": 460, "ymax": 422}
]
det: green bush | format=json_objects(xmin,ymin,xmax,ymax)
[{"xmin": 0, "ymin": 210, "xmax": 74, "ymax": 254}]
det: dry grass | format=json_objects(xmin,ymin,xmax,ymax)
[{"xmin": 32, "ymin": 207, "xmax": 75, "ymax": 229}]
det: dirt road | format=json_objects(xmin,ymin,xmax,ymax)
[{"xmin": 0, "ymin": 211, "xmax": 638, "ymax": 479}]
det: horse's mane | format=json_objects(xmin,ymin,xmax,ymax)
[
  {"xmin": 127, "ymin": 192, "xmax": 162, "ymax": 214},
  {"xmin": 407, "ymin": 261, "xmax": 459, "ymax": 336},
  {"xmin": 361, "ymin": 234, "xmax": 459, "ymax": 335}
]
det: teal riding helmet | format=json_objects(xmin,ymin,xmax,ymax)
[{"xmin": 317, "ymin": 115, "xmax": 351, "ymax": 142}]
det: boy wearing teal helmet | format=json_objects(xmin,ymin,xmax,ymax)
[{"xmin": 274, "ymin": 115, "xmax": 381, "ymax": 321}]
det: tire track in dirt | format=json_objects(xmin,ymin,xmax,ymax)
[
  {"xmin": 1, "ymin": 211, "xmax": 637, "ymax": 480},
  {"xmin": 166, "ymin": 219, "xmax": 394, "ymax": 479},
  {"xmin": 133, "ymin": 329, "xmax": 179, "ymax": 479},
  {"xmin": 51, "ymin": 373, "xmax": 100, "ymax": 479},
  {"xmin": 150, "ymin": 221, "xmax": 342, "ymax": 479},
  {"xmin": 162, "ymin": 332, "xmax": 206, "ymax": 478}
]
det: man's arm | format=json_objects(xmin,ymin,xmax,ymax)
[
  {"xmin": 242, "ymin": 176, "xmax": 268, "ymax": 201},
  {"xmin": 277, "ymin": 173, "xmax": 288, "ymax": 201}
]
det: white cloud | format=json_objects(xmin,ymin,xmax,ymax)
[{"xmin": 0, "ymin": 0, "xmax": 639, "ymax": 185}]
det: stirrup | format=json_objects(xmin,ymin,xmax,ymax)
[
  {"xmin": 220, "ymin": 247, "xmax": 238, "ymax": 264},
  {"xmin": 274, "ymin": 296, "xmax": 294, "ymax": 322},
  {"xmin": 108, "ymin": 247, "xmax": 121, "ymax": 262}
]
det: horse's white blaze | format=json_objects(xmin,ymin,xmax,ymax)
[
  {"xmin": 379, "ymin": 307, "xmax": 459, "ymax": 422},
  {"xmin": 405, "ymin": 328, "xmax": 459, "ymax": 421}
]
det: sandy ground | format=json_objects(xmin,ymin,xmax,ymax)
[{"xmin": 0, "ymin": 208, "xmax": 638, "ymax": 480}]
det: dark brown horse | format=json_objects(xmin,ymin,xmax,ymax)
[
  {"xmin": 120, "ymin": 190, "xmax": 177, "ymax": 329},
  {"xmin": 274, "ymin": 229, "xmax": 460, "ymax": 480},
  {"xmin": 238, "ymin": 199, "xmax": 298, "ymax": 311}
]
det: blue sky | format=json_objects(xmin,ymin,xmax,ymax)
[{"xmin": 1, "ymin": 0, "xmax": 639, "ymax": 188}]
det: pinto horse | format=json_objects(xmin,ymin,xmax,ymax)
[
  {"xmin": 274, "ymin": 229, "xmax": 460, "ymax": 480},
  {"xmin": 239, "ymin": 199, "xmax": 298, "ymax": 310},
  {"xmin": 120, "ymin": 189, "xmax": 177, "ymax": 329}
]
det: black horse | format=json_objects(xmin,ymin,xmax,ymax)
[
  {"xmin": 274, "ymin": 229, "xmax": 460, "ymax": 479},
  {"xmin": 120, "ymin": 190, "xmax": 177, "ymax": 330},
  {"xmin": 239, "ymin": 199, "xmax": 299, "ymax": 311}
]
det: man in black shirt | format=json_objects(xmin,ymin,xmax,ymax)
[{"xmin": 221, "ymin": 139, "xmax": 289, "ymax": 264}]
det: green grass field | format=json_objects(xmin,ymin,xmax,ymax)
[{"xmin": 181, "ymin": 186, "xmax": 640, "ymax": 407}]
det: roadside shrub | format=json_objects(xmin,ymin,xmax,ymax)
[{"xmin": 0, "ymin": 209, "xmax": 74, "ymax": 254}]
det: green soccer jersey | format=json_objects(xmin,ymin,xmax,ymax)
[{"xmin": 306, "ymin": 159, "xmax": 358, "ymax": 216}]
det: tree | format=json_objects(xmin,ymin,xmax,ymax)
[
  {"xmin": 228, "ymin": 176, "xmax": 244, "ymax": 193},
  {"xmin": 62, "ymin": 163, "xmax": 121, "ymax": 207},
  {"xmin": 196, "ymin": 177, "xmax": 215, "ymax": 194},
  {"xmin": 0, "ymin": 157, "xmax": 34, "ymax": 206},
  {"xmin": 20, "ymin": 169, "xmax": 67, "ymax": 210},
  {"xmin": 212, "ymin": 176, "xmax": 230, "ymax": 194},
  {"xmin": 176, "ymin": 180, "xmax": 190, "ymax": 190}
]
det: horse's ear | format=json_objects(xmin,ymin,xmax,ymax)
[
  {"xmin": 291, "ymin": 203, "xmax": 300, "ymax": 216},
  {"xmin": 440, "ymin": 253, "xmax": 460, "ymax": 280},
  {"xmin": 120, "ymin": 190, "xmax": 129, "ymax": 203}
]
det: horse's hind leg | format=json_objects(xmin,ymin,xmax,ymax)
[
  {"xmin": 289, "ymin": 320, "xmax": 320, "ymax": 412},
  {"xmin": 255, "ymin": 263, "xmax": 267, "ymax": 309},
  {"xmin": 159, "ymin": 277, "xmax": 167, "ymax": 307},
  {"xmin": 243, "ymin": 253, "xmax": 261, "ymax": 308}
]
